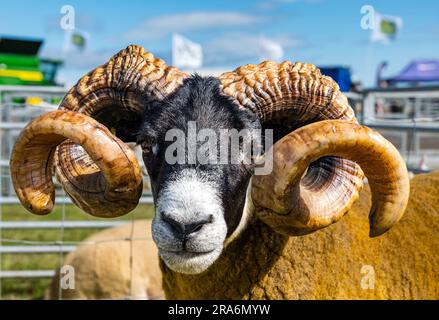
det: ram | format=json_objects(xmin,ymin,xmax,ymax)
[
  {"xmin": 10, "ymin": 45, "xmax": 438, "ymax": 299},
  {"xmin": 46, "ymin": 220, "xmax": 163, "ymax": 300}
]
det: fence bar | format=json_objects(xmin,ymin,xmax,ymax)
[
  {"xmin": 0, "ymin": 270, "xmax": 55, "ymax": 278},
  {"xmin": 0, "ymin": 122, "xmax": 27, "ymax": 129},
  {"xmin": 0, "ymin": 196, "xmax": 154, "ymax": 204},
  {"xmin": 0, "ymin": 245, "xmax": 76, "ymax": 254},
  {"xmin": 0, "ymin": 221, "xmax": 126, "ymax": 229},
  {"xmin": 0, "ymin": 85, "xmax": 69, "ymax": 93},
  {"xmin": 363, "ymin": 120, "xmax": 439, "ymax": 132}
]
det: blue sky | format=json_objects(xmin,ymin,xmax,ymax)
[{"xmin": 1, "ymin": 0, "xmax": 438, "ymax": 86}]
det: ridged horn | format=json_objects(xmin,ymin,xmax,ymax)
[
  {"xmin": 10, "ymin": 45, "xmax": 187, "ymax": 217},
  {"xmin": 10, "ymin": 110, "xmax": 143, "ymax": 216},
  {"xmin": 219, "ymin": 61, "xmax": 409, "ymax": 236},
  {"xmin": 252, "ymin": 120, "xmax": 410, "ymax": 237}
]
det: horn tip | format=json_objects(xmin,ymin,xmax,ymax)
[
  {"xmin": 369, "ymin": 227, "xmax": 388, "ymax": 238},
  {"xmin": 24, "ymin": 201, "xmax": 54, "ymax": 216},
  {"xmin": 369, "ymin": 220, "xmax": 396, "ymax": 237}
]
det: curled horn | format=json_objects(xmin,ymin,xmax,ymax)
[
  {"xmin": 219, "ymin": 61, "xmax": 409, "ymax": 236},
  {"xmin": 10, "ymin": 45, "xmax": 187, "ymax": 217}
]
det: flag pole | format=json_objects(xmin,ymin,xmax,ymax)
[
  {"xmin": 171, "ymin": 33, "xmax": 176, "ymax": 67},
  {"xmin": 62, "ymin": 29, "xmax": 71, "ymax": 55},
  {"xmin": 367, "ymin": 40, "xmax": 374, "ymax": 87}
]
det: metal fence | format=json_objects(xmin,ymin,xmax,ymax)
[
  {"xmin": 0, "ymin": 84, "xmax": 439, "ymax": 299},
  {"xmin": 359, "ymin": 87, "xmax": 439, "ymax": 171}
]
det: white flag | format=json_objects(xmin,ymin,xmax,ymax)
[
  {"xmin": 259, "ymin": 37, "xmax": 284, "ymax": 61},
  {"xmin": 172, "ymin": 34, "xmax": 203, "ymax": 69},
  {"xmin": 371, "ymin": 13, "xmax": 403, "ymax": 43},
  {"xmin": 63, "ymin": 29, "xmax": 90, "ymax": 53}
]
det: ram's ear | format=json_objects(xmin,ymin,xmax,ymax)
[
  {"xmin": 233, "ymin": 104, "xmax": 264, "ymax": 168},
  {"xmin": 137, "ymin": 109, "xmax": 161, "ymax": 156},
  {"xmin": 237, "ymin": 106, "xmax": 262, "ymax": 131}
]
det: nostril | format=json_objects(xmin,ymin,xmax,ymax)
[
  {"xmin": 161, "ymin": 212, "xmax": 214, "ymax": 237},
  {"xmin": 190, "ymin": 223, "xmax": 204, "ymax": 234},
  {"xmin": 186, "ymin": 215, "xmax": 214, "ymax": 235},
  {"xmin": 161, "ymin": 212, "xmax": 184, "ymax": 234}
]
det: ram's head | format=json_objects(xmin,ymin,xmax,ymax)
[{"xmin": 10, "ymin": 46, "xmax": 409, "ymax": 274}]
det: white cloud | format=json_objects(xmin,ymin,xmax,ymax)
[
  {"xmin": 40, "ymin": 46, "xmax": 115, "ymax": 85},
  {"xmin": 256, "ymin": 0, "xmax": 320, "ymax": 10},
  {"xmin": 41, "ymin": 46, "xmax": 113, "ymax": 69},
  {"xmin": 125, "ymin": 11, "xmax": 263, "ymax": 40},
  {"xmin": 204, "ymin": 32, "xmax": 302, "ymax": 66}
]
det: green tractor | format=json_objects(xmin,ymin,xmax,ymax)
[{"xmin": 0, "ymin": 36, "xmax": 63, "ymax": 86}]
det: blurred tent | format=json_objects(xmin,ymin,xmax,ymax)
[
  {"xmin": 318, "ymin": 66, "xmax": 352, "ymax": 92},
  {"xmin": 387, "ymin": 60, "xmax": 439, "ymax": 84}
]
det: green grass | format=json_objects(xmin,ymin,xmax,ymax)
[
  {"xmin": 0, "ymin": 203, "xmax": 155, "ymax": 221},
  {"xmin": 0, "ymin": 203, "xmax": 155, "ymax": 300},
  {"xmin": 2, "ymin": 279, "xmax": 51, "ymax": 300}
]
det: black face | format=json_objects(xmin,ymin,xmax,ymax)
[{"xmin": 138, "ymin": 76, "xmax": 261, "ymax": 238}]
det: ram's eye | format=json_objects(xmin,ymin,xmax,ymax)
[
  {"xmin": 141, "ymin": 139, "xmax": 158, "ymax": 159},
  {"xmin": 140, "ymin": 140, "xmax": 152, "ymax": 156},
  {"xmin": 141, "ymin": 141, "xmax": 151, "ymax": 150}
]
